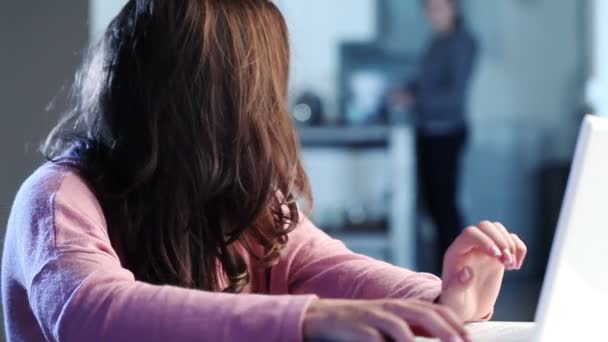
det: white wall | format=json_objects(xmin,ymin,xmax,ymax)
[
  {"xmin": 378, "ymin": 0, "xmax": 430, "ymax": 54},
  {"xmin": 587, "ymin": 0, "xmax": 608, "ymax": 117},
  {"xmin": 470, "ymin": 0, "xmax": 585, "ymax": 126},
  {"xmin": 90, "ymin": 0, "xmax": 126, "ymax": 41}
]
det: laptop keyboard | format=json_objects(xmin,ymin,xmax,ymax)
[
  {"xmin": 464, "ymin": 322, "xmax": 535, "ymax": 342},
  {"xmin": 416, "ymin": 322, "xmax": 535, "ymax": 342}
]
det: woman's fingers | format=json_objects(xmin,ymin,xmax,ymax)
[
  {"xmin": 494, "ymin": 222, "xmax": 517, "ymax": 269},
  {"xmin": 511, "ymin": 233, "xmax": 528, "ymax": 269},
  {"xmin": 454, "ymin": 221, "xmax": 525, "ymax": 270},
  {"xmin": 304, "ymin": 298, "xmax": 475, "ymax": 342},
  {"xmin": 416, "ymin": 301, "xmax": 469, "ymax": 339},
  {"xmin": 477, "ymin": 221, "xmax": 514, "ymax": 267},
  {"xmin": 455, "ymin": 226, "xmax": 502, "ymax": 257},
  {"xmin": 494, "ymin": 222, "xmax": 516, "ymax": 252},
  {"xmin": 349, "ymin": 325, "xmax": 385, "ymax": 342},
  {"xmin": 364, "ymin": 310, "xmax": 415, "ymax": 342},
  {"xmin": 390, "ymin": 301, "xmax": 467, "ymax": 342}
]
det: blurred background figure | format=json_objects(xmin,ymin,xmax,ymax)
[{"xmin": 395, "ymin": 0, "xmax": 478, "ymax": 274}]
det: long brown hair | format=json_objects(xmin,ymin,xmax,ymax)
[{"xmin": 43, "ymin": 0, "xmax": 311, "ymax": 293}]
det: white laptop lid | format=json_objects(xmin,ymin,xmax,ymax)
[{"xmin": 535, "ymin": 115, "xmax": 608, "ymax": 341}]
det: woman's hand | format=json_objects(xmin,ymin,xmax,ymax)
[
  {"xmin": 303, "ymin": 298, "xmax": 470, "ymax": 342},
  {"xmin": 438, "ymin": 221, "xmax": 528, "ymax": 322}
]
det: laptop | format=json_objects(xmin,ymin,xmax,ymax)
[{"xmin": 418, "ymin": 115, "xmax": 608, "ymax": 341}]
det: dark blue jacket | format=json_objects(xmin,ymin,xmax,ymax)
[{"xmin": 409, "ymin": 28, "xmax": 478, "ymax": 135}]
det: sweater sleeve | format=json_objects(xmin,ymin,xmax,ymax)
[
  {"xmin": 268, "ymin": 213, "xmax": 442, "ymax": 302},
  {"xmin": 25, "ymin": 172, "xmax": 316, "ymax": 342}
]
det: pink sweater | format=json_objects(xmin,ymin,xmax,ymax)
[{"xmin": 2, "ymin": 163, "xmax": 441, "ymax": 341}]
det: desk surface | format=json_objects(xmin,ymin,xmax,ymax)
[{"xmin": 416, "ymin": 321, "xmax": 536, "ymax": 342}]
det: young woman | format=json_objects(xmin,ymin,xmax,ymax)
[
  {"xmin": 1, "ymin": 1, "xmax": 525, "ymax": 341},
  {"xmin": 398, "ymin": 0, "xmax": 479, "ymax": 273}
]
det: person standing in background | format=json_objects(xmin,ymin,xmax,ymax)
[{"xmin": 396, "ymin": 0, "xmax": 478, "ymax": 273}]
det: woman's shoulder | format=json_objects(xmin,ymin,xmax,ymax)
[
  {"xmin": 8, "ymin": 162, "xmax": 105, "ymax": 237},
  {"xmin": 12, "ymin": 162, "xmax": 73, "ymax": 216},
  {"xmin": 4, "ymin": 162, "xmax": 113, "ymax": 293},
  {"xmin": 15, "ymin": 162, "xmax": 87, "ymax": 206}
]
